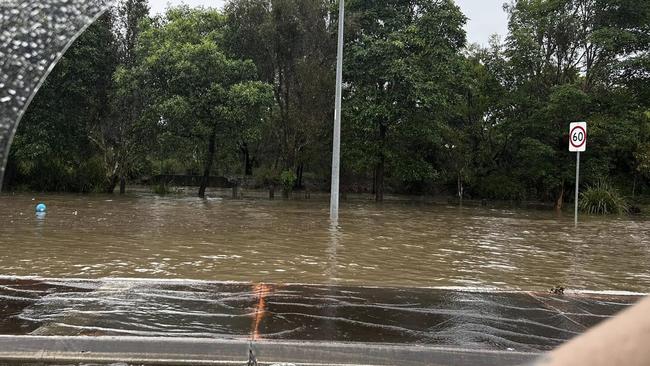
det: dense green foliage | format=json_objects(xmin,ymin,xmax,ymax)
[
  {"xmin": 343, "ymin": 0, "xmax": 468, "ymax": 201},
  {"xmin": 280, "ymin": 169, "xmax": 298, "ymax": 197},
  {"xmin": 135, "ymin": 6, "xmax": 273, "ymax": 197},
  {"xmin": 4, "ymin": 0, "xmax": 650, "ymax": 207}
]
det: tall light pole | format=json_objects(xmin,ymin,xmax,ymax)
[{"xmin": 330, "ymin": 0, "xmax": 345, "ymax": 221}]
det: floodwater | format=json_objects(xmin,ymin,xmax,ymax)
[
  {"xmin": 0, "ymin": 192, "xmax": 649, "ymax": 292},
  {"xmin": 0, "ymin": 278, "xmax": 641, "ymax": 352}
]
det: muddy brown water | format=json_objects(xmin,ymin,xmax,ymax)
[{"xmin": 0, "ymin": 192, "xmax": 649, "ymax": 292}]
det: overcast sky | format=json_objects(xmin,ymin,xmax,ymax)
[{"xmin": 148, "ymin": 0, "xmax": 508, "ymax": 46}]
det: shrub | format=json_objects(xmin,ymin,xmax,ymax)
[
  {"xmin": 475, "ymin": 174, "xmax": 525, "ymax": 201},
  {"xmin": 280, "ymin": 170, "xmax": 297, "ymax": 197},
  {"xmin": 152, "ymin": 183, "xmax": 170, "ymax": 195},
  {"xmin": 579, "ymin": 181, "xmax": 629, "ymax": 215},
  {"xmin": 160, "ymin": 159, "xmax": 184, "ymax": 175},
  {"xmin": 255, "ymin": 166, "xmax": 280, "ymax": 187}
]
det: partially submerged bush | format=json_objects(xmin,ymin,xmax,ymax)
[
  {"xmin": 152, "ymin": 183, "xmax": 170, "ymax": 195},
  {"xmin": 280, "ymin": 170, "xmax": 297, "ymax": 197},
  {"xmin": 255, "ymin": 166, "xmax": 280, "ymax": 187},
  {"xmin": 579, "ymin": 181, "xmax": 629, "ymax": 215}
]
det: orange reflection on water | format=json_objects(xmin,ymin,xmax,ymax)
[{"xmin": 251, "ymin": 283, "xmax": 273, "ymax": 340}]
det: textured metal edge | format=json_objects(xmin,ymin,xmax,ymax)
[{"xmin": 0, "ymin": 335, "xmax": 541, "ymax": 366}]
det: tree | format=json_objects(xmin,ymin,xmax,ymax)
[
  {"xmin": 500, "ymin": 0, "xmax": 650, "ymax": 207},
  {"xmin": 89, "ymin": 0, "xmax": 150, "ymax": 194},
  {"xmin": 139, "ymin": 6, "xmax": 273, "ymax": 198},
  {"xmin": 224, "ymin": 0, "xmax": 336, "ymax": 184},
  {"xmin": 343, "ymin": 0, "xmax": 467, "ymax": 201},
  {"xmin": 112, "ymin": 0, "xmax": 150, "ymax": 194}
]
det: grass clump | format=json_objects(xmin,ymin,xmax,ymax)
[{"xmin": 579, "ymin": 181, "xmax": 629, "ymax": 215}]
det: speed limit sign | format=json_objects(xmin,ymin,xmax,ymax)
[
  {"xmin": 569, "ymin": 122, "xmax": 587, "ymax": 152},
  {"xmin": 569, "ymin": 122, "xmax": 587, "ymax": 226}
]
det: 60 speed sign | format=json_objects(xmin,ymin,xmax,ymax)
[{"xmin": 569, "ymin": 122, "xmax": 587, "ymax": 152}]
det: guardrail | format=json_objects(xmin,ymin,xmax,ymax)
[{"xmin": 0, "ymin": 336, "xmax": 539, "ymax": 366}]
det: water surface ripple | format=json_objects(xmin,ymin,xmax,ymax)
[
  {"xmin": 1, "ymin": 193, "xmax": 649, "ymax": 292},
  {"xmin": 0, "ymin": 278, "xmax": 640, "ymax": 352}
]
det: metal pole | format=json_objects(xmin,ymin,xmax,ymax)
[
  {"xmin": 330, "ymin": 0, "xmax": 345, "ymax": 221},
  {"xmin": 574, "ymin": 151, "xmax": 580, "ymax": 227}
]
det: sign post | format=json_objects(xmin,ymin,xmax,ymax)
[{"xmin": 569, "ymin": 122, "xmax": 587, "ymax": 226}]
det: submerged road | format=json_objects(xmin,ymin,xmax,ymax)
[{"xmin": 0, "ymin": 278, "xmax": 642, "ymax": 356}]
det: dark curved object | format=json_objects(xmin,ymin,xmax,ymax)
[{"xmin": 0, "ymin": 0, "xmax": 112, "ymax": 190}]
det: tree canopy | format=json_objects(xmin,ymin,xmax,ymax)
[{"xmin": 4, "ymin": 0, "xmax": 649, "ymax": 207}]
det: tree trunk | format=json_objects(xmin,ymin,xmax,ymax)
[
  {"xmin": 375, "ymin": 158, "xmax": 385, "ymax": 202},
  {"xmin": 119, "ymin": 176, "xmax": 126, "ymax": 194},
  {"xmin": 106, "ymin": 174, "xmax": 118, "ymax": 194},
  {"xmin": 375, "ymin": 124, "xmax": 387, "ymax": 202},
  {"xmin": 554, "ymin": 183, "xmax": 565, "ymax": 211},
  {"xmin": 296, "ymin": 163, "xmax": 304, "ymax": 189},
  {"xmin": 199, "ymin": 125, "xmax": 218, "ymax": 198},
  {"xmin": 242, "ymin": 143, "xmax": 253, "ymax": 176},
  {"xmin": 457, "ymin": 173, "xmax": 464, "ymax": 205}
]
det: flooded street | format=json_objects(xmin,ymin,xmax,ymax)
[
  {"xmin": 0, "ymin": 192, "xmax": 649, "ymax": 292},
  {"xmin": 0, "ymin": 278, "xmax": 641, "ymax": 352}
]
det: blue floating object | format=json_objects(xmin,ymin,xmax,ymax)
[{"xmin": 35, "ymin": 203, "xmax": 47, "ymax": 213}]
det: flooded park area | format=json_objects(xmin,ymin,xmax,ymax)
[
  {"xmin": 0, "ymin": 191, "xmax": 648, "ymax": 363},
  {"xmin": 0, "ymin": 192, "xmax": 649, "ymax": 292}
]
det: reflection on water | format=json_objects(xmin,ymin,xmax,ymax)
[
  {"xmin": 326, "ymin": 220, "xmax": 340, "ymax": 281},
  {"xmin": 0, "ymin": 192, "xmax": 649, "ymax": 292},
  {"xmin": 251, "ymin": 283, "xmax": 272, "ymax": 341}
]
